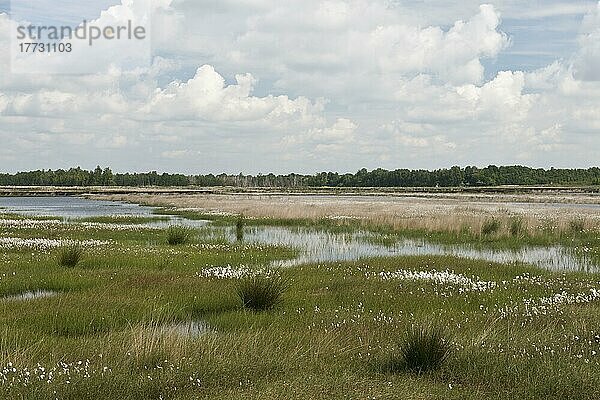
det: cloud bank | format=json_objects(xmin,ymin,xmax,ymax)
[{"xmin": 0, "ymin": 1, "xmax": 599, "ymax": 173}]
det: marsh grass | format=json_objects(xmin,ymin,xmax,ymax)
[
  {"xmin": 50, "ymin": 314, "xmax": 112, "ymax": 337},
  {"xmin": 118, "ymin": 193, "xmax": 600, "ymax": 246},
  {"xmin": 384, "ymin": 323, "xmax": 452, "ymax": 374},
  {"xmin": 127, "ymin": 320, "xmax": 191, "ymax": 368},
  {"xmin": 509, "ymin": 216, "xmax": 525, "ymax": 237},
  {"xmin": 166, "ymin": 225, "xmax": 194, "ymax": 245},
  {"xmin": 1, "ymin": 251, "xmax": 599, "ymax": 399},
  {"xmin": 77, "ymin": 215, "xmax": 169, "ymax": 224},
  {"xmin": 481, "ymin": 219, "xmax": 501, "ymax": 236},
  {"xmin": 459, "ymin": 224, "xmax": 472, "ymax": 236},
  {"xmin": 0, "ymin": 213, "xmax": 63, "ymax": 221},
  {"xmin": 236, "ymin": 274, "xmax": 289, "ymax": 311},
  {"xmin": 236, "ymin": 216, "xmax": 245, "ymax": 242},
  {"xmin": 57, "ymin": 244, "xmax": 84, "ymax": 267},
  {"xmin": 4, "ymin": 195, "xmax": 600, "ymax": 399},
  {"xmin": 144, "ymin": 199, "xmax": 597, "ymax": 248},
  {"xmin": 570, "ymin": 218, "xmax": 586, "ymax": 234}
]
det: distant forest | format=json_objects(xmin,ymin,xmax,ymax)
[{"xmin": 1, "ymin": 166, "xmax": 599, "ymax": 188}]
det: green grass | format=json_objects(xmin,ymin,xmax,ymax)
[
  {"xmin": 236, "ymin": 216, "xmax": 245, "ymax": 242},
  {"xmin": 0, "ymin": 212, "xmax": 63, "ymax": 221},
  {"xmin": 383, "ymin": 323, "xmax": 452, "ymax": 374},
  {"xmin": 1, "ymin": 208, "xmax": 600, "ymax": 399},
  {"xmin": 57, "ymin": 244, "xmax": 84, "ymax": 267},
  {"xmin": 76, "ymin": 215, "xmax": 170, "ymax": 224},
  {"xmin": 2, "ymin": 252, "xmax": 600, "ymax": 399},
  {"xmin": 481, "ymin": 219, "xmax": 501, "ymax": 236},
  {"xmin": 166, "ymin": 225, "xmax": 194, "ymax": 245},
  {"xmin": 570, "ymin": 218, "xmax": 586, "ymax": 233},
  {"xmin": 509, "ymin": 216, "xmax": 525, "ymax": 237},
  {"xmin": 152, "ymin": 207, "xmax": 600, "ymax": 252},
  {"xmin": 236, "ymin": 274, "xmax": 288, "ymax": 311}
]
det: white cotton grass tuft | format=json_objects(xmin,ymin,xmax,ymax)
[
  {"xmin": 0, "ymin": 218, "xmax": 162, "ymax": 232},
  {"xmin": 197, "ymin": 265, "xmax": 275, "ymax": 280},
  {"xmin": 377, "ymin": 269, "xmax": 497, "ymax": 292},
  {"xmin": 0, "ymin": 237, "xmax": 109, "ymax": 252}
]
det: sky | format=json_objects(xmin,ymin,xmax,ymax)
[{"xmin": 0, "ymin": 0, "xmax": 599, "ymax": 174}]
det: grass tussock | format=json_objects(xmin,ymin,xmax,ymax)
[
  {"xmin": 509, "ymin": 216, "xmax": 525, "ymax": 237},
  {"xmin": 481, "ymin": 219, "xmax": 501, "ymax": 236},
  {"xmin": 236, "ymin": 274, "xmax": 289, "ymax": 311},
  {"xmin": 236, "ymin": 216, "xmax": 245, "ymax": 242},
  {"xmin": 166, "ymin": 225, "xmax": 194, "ymax": 245},
  {"xmin": 57, "ymin": 244, "xmax": 84, "ymax": 267},
  {"xmin": 383, "ymin": 323, "xmax": 452, "ymax": 375},
  {"xmin": 570, "ymin": 218, "xmax": 586, "ymax": 233}
]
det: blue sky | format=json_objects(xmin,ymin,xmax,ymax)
[
  {"xmin": 3, "ymin": 0, "xmax": 119, "ymax": 26},
  {"xmin": 493, "ymin": 15, "xmax": 582, "ymax": 75}
]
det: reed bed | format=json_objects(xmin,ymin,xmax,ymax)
[{"xmin": 95, "ymin": 193, "xmax": 600, "ymax": 240}]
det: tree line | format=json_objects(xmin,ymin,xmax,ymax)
[{"xmin": 0, "ymin": 165, "xmax": 599, "ymax": 188}]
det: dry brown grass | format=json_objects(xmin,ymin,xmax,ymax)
[
  {"xmin": 93, "ymin": 193, "xmax": 600, "ymax": 236},
  {"xmin": 126, "ymin": 321, "xmax": 191, "ymax": 363}
]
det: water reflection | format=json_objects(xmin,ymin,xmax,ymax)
[
  {"xmin": 219, "ymin": 226, "xmax": 597, "ymax": 272},
  {"xmin": 2, "ymin": 290, "xmax": 58, "ymax": 301},
  {"xmin": 158, "ymin": 321, "xmax": 211, "ymax": 337},
  {"xmin": 0, "ymin": 196, "xmax": 155, "ymax": 218},
  {"xmin": 1, "ymin": 196, "xmax": 597, "ymax": 273},
  {"xmin": 144, "ymin": 216, "xmax": 209, "ymax": 228},
  {"xmin": 0, "ymin": 197, "xmax": 209, "ymax": 228}
]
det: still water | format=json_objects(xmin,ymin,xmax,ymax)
[
  {"xmin": 226, "ymin": 226, "xmax": 598, "ymax": 272},
  {"xmin": 1, "ymin": 290, "xmax": 59, "ymax": 302},
  {"xmin": 0, "ymin": 196, "xmax": 597, "ymax": 272},
  {"xmin": 0, "ymin": 196, "xmax": 208, "ymax": 227},
  {"xmin": 0, "ymin": 196, "xmax": 155, "ymax": 218}
]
